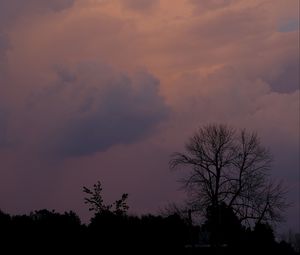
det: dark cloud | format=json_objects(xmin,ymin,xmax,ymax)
[
  {"xmin": 0, "ymin": 33, "xmax": 9, "ymax": 73},
  {"xmin": 278, "ymin": 19, "xmax": 299, "ymax": 33},
  {"xmin": 0, "ymin": 0, "xmax": 74, "ymax": 28},
  {"xmin": 0, "ymin": 33, "xmax": 9, "ymax": 57},
  {"xmin": 265, "ymin": 57, "xmax": 299, "ymax": 93},
  {"xmin": 27, "ymin": 63, "xmax": 169, "ymax": 158},
  {"xmin": 36, "ymin": 0, "xmax": 74, "ymax": 12},
  {"xmin": 0, "ymin": 0, "xmax": 74, "ymax": 13},
  {"xmin": 0, "ymin": 109, "xmax": 8, "ymax": 147},
  {"xmin": 121, "ymin": 0, "xmax": 159, "ymax": 11},
  {"xmin": 190, "ymin": 0, "xmax": 233, "ymax": 11}
]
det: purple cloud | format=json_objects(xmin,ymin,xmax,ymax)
[
  {"xmin": 121, "ymin": 0, "xmax": 159, "ymax": 11},
  {"xmin": 25, "ymin": 63, "xmax": 169, "ymax": 158}
]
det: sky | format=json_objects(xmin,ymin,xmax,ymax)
[{"xmin": 0, "ymin": 0, "xmax": 299, "ymax": 233}]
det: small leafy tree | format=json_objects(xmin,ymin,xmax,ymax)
[
  {"xmin": 83, "ymin": 181, "xmax": 111, "ymax": 213},
  {"xmin": 83, "ymin": 181, "xmax": 129, "ymax": 215},
  {"xmin": 113, "ymin": 193, "xmax": 129, "ymax": 216}
]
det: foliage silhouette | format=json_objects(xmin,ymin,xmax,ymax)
[
  {"xmin": 202, "ymin": 202, "xmax": 244, "ymax": 246},
  {"xmin": 0, "ymin": 206, "xmax": 297, "ymax": 254},
  {"xmin": 83, "ymin": 180, "xmax": 129, "ymax": 216}
]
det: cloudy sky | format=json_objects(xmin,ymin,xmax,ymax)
[{"xmin": 0, "ymin": 0, "xmax": 298, "ymax": 232}]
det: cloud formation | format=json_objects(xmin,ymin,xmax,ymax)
[
  {"xmin": 266, "ymin": 56, "xmax": 299, "ymax": 93},
  {"xmin": 3, "ymin": 62, "xmax": 168, "ymax": 158},
  {"xmin": 0, "ymin": 0, "xmax": 298, "ymax": 231},
  {"xmin": 51, "ymin": 64, "xmax": 169, "ymax": 157}
]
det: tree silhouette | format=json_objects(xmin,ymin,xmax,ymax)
[
  {"xmin": 170, "ymin": 124, "xmax": 288, "ymax": 244},
  {"xmin": 83, "ymin": 181, "xmax": 111, "ymax": 213},
  {"xmin": 83, "ymin": 180, "xmax": 129, "ymax": 215},
  {"xmin": 113, "ymin": 193, "xmax": 129, "ymax": 216}
]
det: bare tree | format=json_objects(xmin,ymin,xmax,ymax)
[{"xmin": 170, "ymin": 124, "xmax": 288, "ymax": 227}]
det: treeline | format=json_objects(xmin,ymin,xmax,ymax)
[
  {"xmin": 0, "ymin": 178, "xmax": 298, "ymax": 254},
  {"xmin": 0, "ymin": 209, "xmax": 190, "ymax": 253},
  {"xmin": 0, "ymin": 208, "xmax": 297, "ymax": 254}
]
